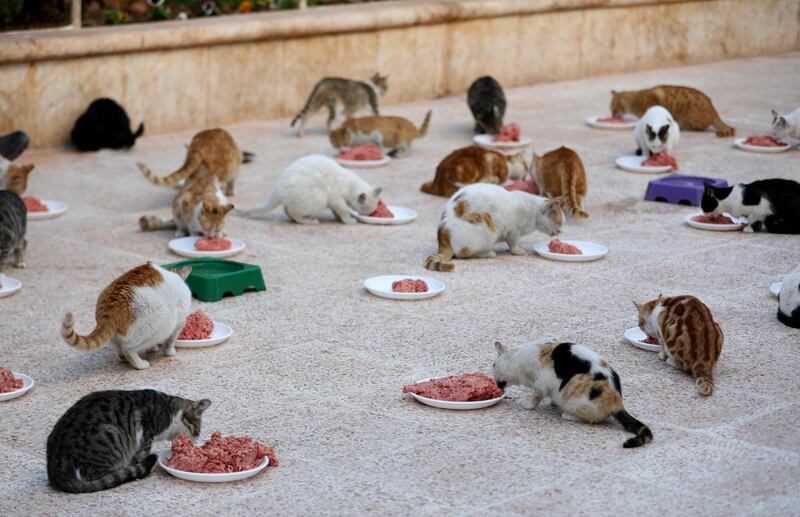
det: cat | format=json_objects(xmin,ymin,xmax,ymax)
[
  {"xmin": 634, "ymin": 106, "xmax": 680, "ymax": 156},
  {"xmin": 611, "ymin": 85, "xmax": 735, "ymax": 137},
  {"xmin": 139, "ymin": 176, "xmax": 234, "ymax": 237},
  {"xmin": 328, "ymin": 110, "xmax": 432, "ymax": 157},
  {"xmin": 47, "ymin": 389, "xmax": 210, "ymax": 493},
  {"xmin": 771, "ymin": 108, "xmax": 800, "ymax": 141},
  {"xmin": 492, "ymin": 340, "xmax": 653, "ymax": 448},
  {"xmin": 778, "ymin": 266, "xmax": 800, "ymax": 328},
  {"xmin": 530, "ymin": 147, "xmax": 588, "ymax": 218},
  {"xmin": 424, "ymin": 184, "xmax": 565, "ymax": 272},
  {"xmin": 1, "ymin": 163, "xmax": 34, "ymax": 195},
  {"xmin": 71, "ymin": 98, "xmax": 144, "ymax": 152},
  {"xmin": 0, "ymin": 130, "xmax": 29, "ymax": 161},
  {"xmin": 61, "ymin": 262, "xmax": 192, "ymax": 370},
  {"xmin": 236, "ymin": 155, "xmax": 381, "ymax": 225},
  {"xmin": 702, "ymin": 179, "xmax": 800, "ymax": 234},
  {"xmin": 137, "ymin": 128, "xmax": 245, "ymax": 196},
  {"xmin": 420, "ymin": 145, "xmax": 527, "ymax": 198},
  {"xmin": 0, "ymin": 190, "xmax": 27, "ymax": 273},
  {"xmin": 290, "ymin": 73, "xmax": 389, "ymax": 137},
  {"xmin": 635, "ymin": 294, "xmax": 723, "ymax": 396},
  {"xmin": 468, "ymin": 76, "xmax": 506, "ymax": 134}
]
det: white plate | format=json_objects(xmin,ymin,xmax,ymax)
[
  {"xmin": 0, "ymin": 275, "xmax": 22, "ymax": 298},
  {"xmin": 352, "ymin": 205, "xmax": 417, "ymax": 225},
  {"xmin": 770, "ymin": 282, "xmax": 782, "ymax": 298},
  {"xmin": 0, "ymin": 372, "xmax": 34, "ymax": 402},
  {"xmin": 175, "ymin": 322, "xmax": 232, "ymax": 349},
  {"xmin": 363, "ymin": 275, "xmax": 444, "ymax": 301},
  {"xmin": 168, "ymin": 237, "xmax": 245, "ymax": 258},
  {"xmin": 532, "ymin": 240, "xmax": 608, "ymax": 262},
  {"xmin": 158, "ymin": 453, "xmax": 269, "ymax": 483},
  {"xmin": 734, "ymin": 138, "xmax": 790, "ymax": 154},
  {"xmin": 334, "ymin": 155, "xmax": 391, "ymax": 168},
  {"xmin": 27, "ymin": 200, "xmax": 68, "ymax": 221},
  {"xmin": 684, "ymin": 213, "xmax": 746, "ymax": 232},
  {"xmin": 585, "ymin": 115, "xmax": 636, "ymax": 130},
  {"xmin": 615, "ymin": 155, "xmax": 673, "ymax": 174},
  {"xmin": 623, "ymin": 327, "xmax": 660, "ymax": 353},
  {"xmin": 405, "ymin": 377, "xmax": 506, "ymax": 410},
  {"xmin": 473, "ymin": 133, "xmax": 532, "ymax": 151}
]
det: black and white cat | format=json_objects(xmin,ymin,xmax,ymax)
[
  {"xmin": 778, "ymin": 266, "xmax": 800, "ymax": 328},
  {"xmin": 702, "ymin": 179, "xmax": 800, "ymax": 234},
  {"xmin": 634, "ymin": 105, "xmax": 680, "ymax": 156}
]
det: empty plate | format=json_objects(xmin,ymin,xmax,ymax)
[
  {"xmin": 586, "ymin": 115, "xmax": 636, "ymax": 130},
  {"xmin": 624, "ymin": 327, "xmax": 661, "ymax": 353},
  {"xmin": 734, "ymin": 138, "xmax": 790, "ymax": 154},
  {"xmin": 168, "ymin": 237, "xmax": 245, "ymax": 258},
  {"xmin": 0, "ymin": 372, "xmax": 34, "ymax": 402},
  {"xmin": 532, "ymin": 240, "xmax": 608, "ymax": 262},
  {"xmin": 404, "ymin": 377, "xmax": 505, "ymax": 410},
  {"xmin": 27, "ymin": 200, "xmax": 68, "ymax": 221},
  {"xmin": 363, "ymin": 275, "xmax": 444, "ymax": 301},
  {"xmin": 175, "ymin": 322, "xmax": 233, "ymax": 348},
  {"xmin": 158, "ymin": 454, "xmax": 269, "ymax": 483},
  {"xmin": 473, "ymin": 134, "xmax": 532, "ymax": 151},
  {"xmin": 352, "ymin": 205, "xmax": 417, "ymax": 225},
  {"xmin": 334, "ymin": 155, "xmax": 391, "ymax": 168},
  {"xmin": 0, "ymin": 275, "xmax": 22, "ymax": 298},
  {"xmin": 684, "ymin": 213, "xmax": 746, "ymax": 232},
  {"xmin": 615, "ymin": 155, "xmax": 672, "ymax": 174},
  {"xmin": 770, "ymin": 282, "xmax": 782, "ymax": 297}
]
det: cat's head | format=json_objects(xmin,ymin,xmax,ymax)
[
  {"xmin": 701, "ymin": 182, "xmax": 733, "ymax": 214},
  {"xmin": 634, "ymin": 295, "xmax": 664, "ymax": 335},
  {"xmin": 199, "ymin": 202, "xmax": 234, "ymax": 238},
  {"xmin": 645, "ymin": 124, "xmax": 671, "ymax": 153},
  {"xmin": 492, "ymin": 341, "xmax": 514, "ymax": 391},
  {"xmin": 771, "ymin": 109, "xmax": 790, "ymax": 141},
  {"xmin": 610, "ymin": 90, "xmax": 631, "ymax": 117},
  {"xmin": 370, "ymin": 73, "xmax": 389, "ymax": 95},
  {"xmin": 354, "ymin": 187, "xmax": 382, "ymax": 215},
  {"xmin": 171, "ymin": 397, "xmax": 212, "ymax": 439},
  {"xmin": 3, "ymin": 163, "xmax": 34, "ymax": 195},
  {"xmin": 475, "ymin": 104, "xmax": 504, "ymax": 134},
  {"xmin": 328, "ymin": 126, "xmax": 352, "ymax": 149},
  {"xmin": 536, "ymin": 197, "xmax": 565, "ymax": 236}
]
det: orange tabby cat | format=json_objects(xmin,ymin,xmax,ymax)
[
  {"xmin": 635, "ymin": 294, "xmax": 723, "ymax": 396},
  {"xmin": 137, "ymin": 128, "xmax": 245, "ymax": 196},
  {"xmin": 611, "ymin": 85, "xmax": 735, "ymax": 137},
  {"xmin": 329, "ymin": 111, "xmax": 431, "ymax": 157},
  {"xmin": 2, "ymin": 163, "xmax": 34, "ymax": 195},
  {"xmin": 139, "ymin": 176, "xmax": 233, "ymax": 237},
  {"xmin": 421, "ymin": 145, "xmax": 527, "ymax": 198},
  {"xmin": 530, "ymin": 147, "xmax": 588, "ymax": 218}
]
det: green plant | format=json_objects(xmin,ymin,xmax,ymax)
[
  {"xmin": 104, "ymin": 8, "xmax": 129, "ymax": 24},
  {"xmin": 0, "ymin": 0, "xmax": 25, "ymax": 27}
]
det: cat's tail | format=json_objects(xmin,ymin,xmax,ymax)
[
  {"xmin": 711, "ymin": 111, "xmax": 735, "ymax": 138},
  {"xmin": 242, "ymin": 151, "xmax": 255, "ymax": 164},
  {"xmin": 291, "ymin": 83, "xmax": 321, "ymax": 128},
  {"xmin": 420, "ymin": 180, "xmax": 439, "ymax": 196},
  {"xmin": 563, "ymin": 171, "xmax": 588, "ymax": 218},
  {"xmin": 133, "ymin": 123, "xmax": 144, "ymax": 141},
  {"xmin": 61, "ymin": 312, "xmax": 116, "ymax": 351},
  {"xmin": 136, "ymin": 151, "xmax": 202, "ymax": 188},
  {"xmin": 424, "ymin": 225, "xmax": 455, "ymax": 272},
  {"xmin": 613, "ymin": 409, "xmax": 653, "ymax": 448},
  {"xmin": 139, "ymin": 215, "xmax": 177, "ymax": 232},
  {"xmin": 416, "ymin": 110, "xmax": 433, "ymax": 138},
  {"xmin": 52, "ymin": 454, "xmax": 157, "ymax": 493},
  {"xmin": 235, "ymin": 188, "xmax": 282, "ymax": 218},
  {"xmin": 693, "ymin": 364, "xmax": 715, "ymax": 396}
]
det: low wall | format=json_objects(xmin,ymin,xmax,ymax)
[{"xmin": 1, "ymin": 0, "xmax": 798, "ymax": 148}]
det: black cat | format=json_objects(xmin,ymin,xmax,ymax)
[
  {"xmin": 702, "ymin": 179, "xmax": 800, "ymax": 234},
  {"xmin": 0, "ymin": 131, "xmax": 29, "ymax": 161},
  {"xmin": 70, "ymin": 98, "xmax": 144, "ymax": 152},
  {"xmin": 467, "ymin": 76, "xmax": 506, "ymax": 135}
]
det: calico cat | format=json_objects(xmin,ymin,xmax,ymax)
[
  {"xmin": 530, "ymin": 147, "xmax": 588, "ymax": 218},
  {"xmin": 237, "ymin": 155, "xmax": 381, "ymax": 225},
  {"xmin": 611, "ymin": 85, "xmax": 735, "ymax": 137},
  {"xmin": 0, "ymin": 190, "xmax": 27, "ymax": 273},
  {"xmin": 420, "ymin": 145, "xmax": 527, "ymax": 198},
  {"xmin": 778, "ymin": 266, "xmax": 800, "ymax": 328},
  {"xmin": 137, "ymin": 128, "xmax": 245, "ymax": 196},
  {"xmin": 702, "ymin": 179, "xmax": 800, "ymax": 234},
  {"xmin": 634, "ymin": 106, "xmax": 680, "ymax": 156},
  {"xmin": 48, "ymin": 389, "xmax": 210, "ymax": 493},
  {"xmin": 771, "ymin": 108, "xmax": 800, "ymax": 141},
  {"xmin": 467, "ymin": 76, "xmax": 506, "ymax": 134},
  {"xmin": 328, "ymin": 111, "xmax": 432, "ymax": 157},
  {"xmin": 424, "ymin": 184, "xmax": 564, "ymax": 272},
  {"xmin": 635, "ymin": 294, "xmax": 723, "ymax": 396},
  {"xmin": 291, "ymin": 74, "xmax": 389, "ymax": 137},
  {"xmin": 1, "ymin": 163, "xmax": 34, "ymax": 195},
  {"xmin": 71, "ymin": 98, "xmax": 144, "ymax": 151},
  {"xmin": 61, "ymin": 263, "xmax": 192, "ymax": 370},
  {"xmin": 139, "ymin": 176, "xmax": 234, "ymax": 237},
  {"xmin": 493, "ymin": 340, "xmax": 652, "ymax": 448}
]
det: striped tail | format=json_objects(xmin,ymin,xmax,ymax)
[
  {"xmin": 613, "ymin": 410, "xmax": 653, "ymax": 448},
  {"xmin": 562, "ymin": 172, "xmax": 588, "ymax": 218},
  {"xmin": 137, "ymin": 151, "xmax": 202, "ymax": 188},
  {"xmin": 693, "ymin": 364, "xmax": 715, "ymax": 396},
  {"xmin": 290, "ymin": 82, "xmax": 322, "ymax": 128},
  {"xmin": 61, "ymin": 312, "xmax": 116, "ymax": 351},
  {"xmin": 420, "ymin": 180, "xmax": 440, "ymax": 196},
  {"xmin": 139, "ymin": 215, "xmax": 177, "ymax": 232},
  {"xmin": 416, "ymin": 110, "xmax": 433, "ymax": 138},
  {"xmin": 52, "ymin": 455, "xmax": 157, "ymax": 493},
  {"xmin": 424, "ymin": 226, "xmax": 455, "ymax": 272},
  {"xmin": 711, "ymin": 111, "xmax": 735, "ymax": 137}
]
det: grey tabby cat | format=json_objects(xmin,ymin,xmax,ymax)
[
  {"xmin": 47, "ymin": 389, "xmax": 211, "ymax": 493},
  {"xmin": 290, "ymin": 73, "xmax": 389, "ymax": 137},
  {"xmin": 0, "ymin": 190, "xmax": 27, "ymax": 273}
]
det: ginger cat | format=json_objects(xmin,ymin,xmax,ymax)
[
  {"xmin": 530, "ymin": 147, "xmax": 588, "ymax": 218},
  {"xmin": 420, "ymin": 145, "xmax": 527, "ymax": 198},
  {"xmin": 329, "ymin": 111, "xmax": 431, "ymax": 157},
  {"xmin": 140, "ymin": 176, "xmax": 233, "ymax": 237},
  {"xmin": 137, "ymin": 128, "xmax": 245, "ymax": 196},
  {"xmin": 635, "ymin": 294, "xmax": 723, "ymax": 396},
  {"xmin": 611, "ymin": 85, "xmax": 735, "ymax": 137},
  {"xmin": 1, "ymin": 163, "xmax": 34, "ymax": 195}
]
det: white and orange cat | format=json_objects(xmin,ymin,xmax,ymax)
[
  {"xmin": 139, "ymin": 176, "xmax": 233, "ymax": 237},
  {"xmin": 530, "ymin": 147, "xmax": 588, "ymax": 218},
  {"xmin": 420, "ymin": 145, "xmax": 527, "ymax": 198}
]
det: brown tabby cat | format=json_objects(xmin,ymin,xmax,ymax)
[
  {"xmin": 329, "ymin": 111, "xmax": 432, "ymax": 157},
  {"xmin": 530, "ymin": 147, "xmax": 588, "ymax": 218},
  {"xmin": 137, "ymin": 128, "xmax": 245, "ymax": 196},
  {"xmin": 1, "ymin": 163, "xmax": 34, "ymax": 195},
  {"xmin": 420, "ymin": 145, "xmax": 527, "ymax": 198},
  {"xmin": 611, "ymin": 85, "xmax": 735, "ymax": 137},
  {"xmin": 635, "ymin": 294, "xmax": 723, "ymax": 396},
  {"xmin": 139, "ymin": 176, "xmax": 233, "ymax": 237}
]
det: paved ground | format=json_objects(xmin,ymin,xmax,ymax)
[{"xmin": 1, "ymin": 52, "xmax": 799, "ymax": 516}]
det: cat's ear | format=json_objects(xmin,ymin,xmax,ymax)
[
  {"xmin": 373, "ymin": 187, "xmax": 382, "ymax": 197},
  {"xmin": 611, "ymin": 90, "xmax": 618, "ymax": 95},
  {"xmin": 223, "ymin": 203, "xmax": 234, "ymax": 215},
  {"xmin": 358, "ymin": 192, "xmax": 367, "ymax": 203},
  {"xmin": 633, "ymin": 301, "xmax": 643, "ymax": 313},
  {"xmin": 771, "ymin": 109, "xmax": 779, "ymax": 119},
  {"xmin": 21, "ymin": 164, "xmax": 34, "ymax": 175},
  {"xmin": 193, "ymin": 399, "xmax": 211, "ymax": 414},
  {"xmin": 176, "ymin": 265, "xmax": 192, "ymax": 280},
  {"xmin": 494, "ymin": 341, "xmax": 508, "ymax": 356},
  {"xmin": 202, "ymin": 201, "xmax": 213, "ymax": 212}
]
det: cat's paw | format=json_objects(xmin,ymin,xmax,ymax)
[
  {"xmin": 129, "ymin": 359, "xmax": 150, "ymax": 370},
  {"xmin": 666, "ymin": 357, "xmax": 677, "ymax": 368},
  {"xmin": 340, "ymin": 216, "xmax": 357, "ymax": 225},
  {"xmin": 561, "ymin": 412, "xmax": 580, "ymax": 422},
  {"xmin": 743, "ymin": 224, "xmax": 755, "ymax": 233},
  {"xmin": 518, "ymin": 398, "xmax": 537, "ymax": 410},
  {"xmin": 510, "ymin": 247, "xmax": 526, "ymax": 256},
  {"xmin": 658, "ymin": 351, "xmax": 667, "ymax": 360},
  {"xmin": 13, "ymin": 261, "xmax": 26, "ymax": 269},
  {"xmin": 164, "ymin": 345, "xmax": 176, "ymax": 357}
]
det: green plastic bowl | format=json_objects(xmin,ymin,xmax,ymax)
[{"xmin": 162, "ymin": 258, "xmax": 265, "ymax": 302}]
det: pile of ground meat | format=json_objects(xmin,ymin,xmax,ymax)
[
  {"xmin": 166, "ymin": 432, "xmax": 278, "ymax": 473},
  {"xmin": 338, "ymin": 143, "xmax": 383, "ymax": 161},
  {"xmin": 23, "ymin": 196, "xmax": 48, "ymax": 212},
  {"xmin": 642, "ymin": 151, "xmax": 678, "ymax": 169},
  {"xmin": 403, "ymin": 373, "xmax": 503, "ymax": 402},
  {"xmin": 693, "ymin": 214, "xmax": 734, "ymax": 225},
  {"xmin": 641, "ymin": 336, "xmax": 660, "ymax": 345},
  {"xmin": 392, "ymin": 278, "xmax": 428, "ymax": 293},
  {"xmin": 494, "ymin": 123, "xmax": 520, "ymax": 142},
  {"xmin": 504, "ymin": 180, "xmax": 540, "ymax": 195},
  {"xmin": 369, "ymin": 200, "xmax": 394, "ymax": 218},
  {"xmin": 178, "ymin": 311, "xmax": 214, "ymax": 340},
  {"xmin": 548, "ymin": 239, "xmax": 582, "ymax": 255},
  {"xmin": 597, "ymin": 116, "xmax": 626, "ymax": 123},
  {"xmin": 743, "ymin": 135, "xmax": 785, "ymax": 147},
  {"xmin": 0, "ymin": 368, "xmax": 23, "ymax": 393},
  {"xmin": 195, "ymin": 237, "xmax": 233, "ymax": 251}
]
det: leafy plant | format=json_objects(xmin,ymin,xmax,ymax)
[{"xmin": 0, "ymin": 0, "xmax": 24, "ymax": 27}]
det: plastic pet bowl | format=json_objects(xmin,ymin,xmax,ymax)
[
  {"xmin": 644, "ymin": 174, "xmax": 728, "ymax": 207},
  {"xmin": 162, "ymin": 258, "xmax": 265, "ymax": 302}
]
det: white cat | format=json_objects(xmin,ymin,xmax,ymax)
[
  {"xmin": 771, "ymin": 108, "xmax": 800, "ymax": 141},
  {"xmin": 492, "ymin": 340, "xmax": 653, "ymax": 448},
  {"xmin": 237, "ymin": 155, "xmax": 381, "ymax": 224},
  {"xmin": 424, "ymin": 183, "xmax": 564, "ymax": 272},
  {"xmin": 778, "ymin": 266, "xmax": 800, "ymax": 328},
  {"xmin": 635, "ymin": 105, "xmax": 680, "ymax": 156}
]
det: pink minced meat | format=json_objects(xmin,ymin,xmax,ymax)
[
  {"xmin": 338, "ymin": 143, "xmax": 383, "ymax": 161},
  {"xmin": 494, "ymin": 123, "xmax": 520, "ymax": 142},
  {"xmin": 693, "ymin": 214, "xmax": 734, "ymax": 225},
  {"xmin": 392, "ymin": 279, "xmax": 428, "ymax": 293},
  {"xmin": 178, "ymin": 311, "xmax": 214, "ymax": 340},
  {"xmin": 370, "ymin": 199, "xmax": 394, "ymax": 218},
  {"xmin": 403, "ymin": 373, "xmax": 503, "ymax": 402},
  {"xmin": 23, "ymin": 196, "xmax": 48, "ymax": 212},
  {"xmin": 504, "ymin": 180, "xmax": 540, "ymax": 195},
  {"xmin": 166, "ymin": 432, "xmax": 278, "ymax": 473},
  {"xmin": 0, "ymin": 368, "xmax": 23, "ymax": 393},
  {"xmin": 597, "ymin": 116, "xmax": 626, "ymax": 123},
  {"xmin": 642, "ymin": 336, "xmax": 660, "ymax": 345},
  {"xmin": 195, "ymin": 237, "xmax": 232, "ymax": 251},
  {"xmin": 548, "ymin": 239, "xmax": 582, "ymax": 255},
  {"xmin": 642, "ymin": 151, "xmax": 678, "ymax": 169},
  {"xmin": 743, "ymin": 135, "xmax": 786, "ymax": 147}
]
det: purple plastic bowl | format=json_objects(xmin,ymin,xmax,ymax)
[{"xmin": 645, "ymin": 174, "xmax": 728, "ymax": 207}]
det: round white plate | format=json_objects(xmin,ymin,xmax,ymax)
[
  {"xmin": 27, "ymin": 200, "xmax": 68, "ymax": 221},
  {"xmin": 684, "ymin": 213, "xmax": 745, "ymax": 232},
  {"xmin": 158, "ymin": 453, "xmax": 269, "ymax": 483},
  {"xmin": 334, "ymin": 155, "xmax": 391, "ymax": 169},
  {"xmin": 363, "ymin": 275, "xmax": 444, "ymax": 301},
  {"xmin": 615, "ymin": 155, "xmax": 672, "ymax": 174},
  {"xmin": 168, "ymin": 237, "xmax": 245, "ymax": 258},
  {"xmin": 352, "ymin": 205, "xmax": 417, "ymax": 225},
  {"xmin": 405, "ymin": 377, "xmax": 505, "ymax": 410},
  {"xmin": 770, "ymin": 282, "xmax": 782, "ymax": 298},
  {"xmin": 624, "ymin": 327, "xmax": 660, "ymax": 353},
  {"xmin": 586, "ymin": 115, "xmax": 636, "ymax": 130},
  {"xmin": 0, "ymin": 372, "xmax": 34, "ymax": 402},
  {"xmin": 532, "ymin": 240, "xmax": 608, "ymax": 262},
  {"xmin": 473, "ymin": 133, "xmax": 532, "ymax": 151},
  {"xmin": 734, "ymin": 138, "xmax": 790, "ymax": 154},
  {"xmin": 175, "ymin": 322, "xmax": 232, "ymax": 349},
  {"xmin": 0, "ymin": 275, "xmax": 22, "ymax": 298}
]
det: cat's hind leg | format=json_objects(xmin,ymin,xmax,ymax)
[
  {"xmin": 224, "ymin": 179, "xmax": 235, "ymax": 197},
  {"xmin": 285, "ymin": 207, "xmax": 319, "ymax": 225},
  {"xmin": 122, "ymin": 349, "xmax": 150, "ymax": 370},
  {"xmin": 163, "ymin": 327, "xmax": 182, "ymax": 357},
  {"xmin": 12, "ymin": 239, "xmax": 26, "ymax": 269},
  {"xmin": 326, "ymin": 103, "xmax": 338, "ymax": 132}
]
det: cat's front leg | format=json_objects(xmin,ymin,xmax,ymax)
[
  {"xmin": 506, "ymin": 233, "xmax": 526, "ymax": 256},
  {"xmin": 743, "ymin": 220, "xmax": 763, "ymax": 233},
  {"xmin": 330, "ymin": 199, "xmax": 356, "ymax": 224},
  {"xmin": 123, "ymin": 350, "xmax": 150, "ymax": 370},
  {"xmin": 518, "ymin": 392, "xmax": 543, "ymax": 410},
  {"xmin": 12, "ymin": 243, "xmax": 25, "ymax": 269},
  {"xmin": 224, "ymin": 180, "xmax": 235, "ymax": 197}
]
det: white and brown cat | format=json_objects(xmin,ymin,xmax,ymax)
[
  {"xmin": 420, "ymin": 145, "xmax": 527, "ymax": 198},
  {"xmin": 139, "ymin": 175, "xmax": 233, "ymax": 237}
]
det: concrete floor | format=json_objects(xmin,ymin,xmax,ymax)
[{"xmin": 1, "ymin": 52, "xmax": 799, "ymax": 516}]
